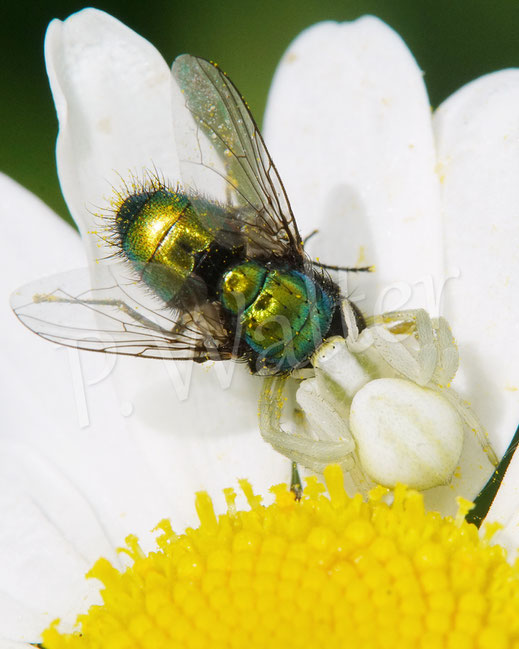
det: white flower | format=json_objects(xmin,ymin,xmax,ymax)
[
  {"xmin": 1, "ymin": 8, "xmax": 519, "ymax": 646},
  {"xmin": 263, "ymin": 17, "xmax": 519, "ymax": 523}
]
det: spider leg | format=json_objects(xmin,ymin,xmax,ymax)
[
  {"xmin": 369, "ymin": 309, "xmax": 439, "ymax": 385},
  {"xmin": 441, "ymin": 387, "xmax": 498, "ymax": 467},
  {"xmin": 259, "ymin": 376, "xmax": 355, "ymax": 473},
  {"xmin": 430, "ymin": 316, "xmax": 459, "ymax": 386}
]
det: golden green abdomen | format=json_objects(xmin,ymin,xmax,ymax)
[{"xmin": 116, "ymin": 188, "xmax": 213, "ymax": 303}]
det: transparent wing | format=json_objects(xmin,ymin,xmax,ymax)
[
  {"xmin": 172, "ymin": 55, "xmax": 304, "ymax": 261},
  {"xmin": 11, "ymin": 265, "xmax": 233, "ymax": 362}
]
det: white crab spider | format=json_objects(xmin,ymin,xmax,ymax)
[{"xmin": 259, "ymin": 301, "xmax": 498, "ymax": 492}]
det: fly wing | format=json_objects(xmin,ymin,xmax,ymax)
[
  {"xmin": 11, "ymin": 265, "xmax": 233, "ymax": 362},
  {"xmin": 172, "ymin": 55, "xmax": 304, "ymax": 262}
]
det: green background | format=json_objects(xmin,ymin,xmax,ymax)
[{"xmin": 2, "ymin": 0, "xmax": 519, "ymax": 223}]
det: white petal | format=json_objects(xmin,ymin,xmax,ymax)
[
  {"xmin": 0, "ymin": 640, "xmax": 34, "ymax": 649},
  {"xmin": 2, "ymin": 172, "xmax": 85, "ymax": 437},
  {"xmin": 45, "ymin": 8, "xmax": 181, "ymax": 263},
  {"xmin": 263, "ymin": 17, "xmax": 443, "ymax": 315},
  {"xmin": 1, "ymin": 177, "xmax": 184, "ymax": 631},
  {"xmin": 2, "ymin": 179, "xmax": 280, "ymax": 634},
  {"xmin": 1, "ymin": 177, "xmax": 163, "ymax": 543},
  {"xmin": 0, "ymin": 177, "xmax": 101, "ymax": 635},
  {"xmin": 108, "ymin": 356, "xmax": 290, "ymax": 522},
  {"xmin": 0, "ymin": 442, "xmax": 105, "ymax": 639},
  {"xmin": 434, "ymin": 70, "xmax": 519, "ymax": 458},
  {"xmin": 0, "ymin": 173, "xmax": 84, "ymax": 278},
  {"xmin": 44, "ymin": 9, "xmax": 286, "ymax": 517}
]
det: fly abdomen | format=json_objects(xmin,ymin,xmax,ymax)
[
  {"xmin": 115, "ymin": 188, "xmax": 215, "ymax": 304},
  {"xmin": 219, "ymin": 261, "xmax": 336, "ymax": 372}
]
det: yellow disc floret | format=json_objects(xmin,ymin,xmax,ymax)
[{"xmin": 42, "ymin": 466, "xmax": 519, "ymax": 649}]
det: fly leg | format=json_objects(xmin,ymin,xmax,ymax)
[{"xmin": 34, "ymin": 292, "xmax": 168, "ymax": 333}]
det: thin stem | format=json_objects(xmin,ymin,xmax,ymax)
[{"xmin": 466, "ymin": 424, "xmax": 519, "ymax": 527}]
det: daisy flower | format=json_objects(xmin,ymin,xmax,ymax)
[{"xmin": 1, "ymin": 8, "xmax": 519, "ymax": 648}]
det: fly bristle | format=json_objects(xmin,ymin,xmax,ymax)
[
  {"xmin": 115, "ymin": 191, "xmax": 150, "ymax": 238},
  {"xmin": 93, "ymin": 169, "xmax": 185, "ymax": 258}
]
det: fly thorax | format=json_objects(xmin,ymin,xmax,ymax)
[
  {"xmin": 219, "ymin": 261, "xmax": 267, "ymax": 314},
  {"xmin": 219, "ymin": 263, "xmax": 336, "ymax": 372}
]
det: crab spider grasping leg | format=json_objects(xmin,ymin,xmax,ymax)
[{"xmin": 259, "ymin": 301, "xmax": 498, "ymax": 492}]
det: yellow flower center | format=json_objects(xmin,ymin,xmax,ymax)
[{"xmin": 42, "ymin": 466, "xmax": 519, "ymax": 649}]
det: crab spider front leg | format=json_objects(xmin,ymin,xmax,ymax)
[
  {"xmin": 430, "ymin": 316, "xmax": 459, "ymax": 386},
  {"xmin": 258, "ymin": 375, "xmax": 359, "ymax": 475},
  {"xmin": 347, "ymin": 303, "xmax": 497, "ymax": 473},
  {"xmin": 258, "ymin": 331, "xmax": 376, "ymax": 493},
  {"xmin": 364, "ymin": 307, "xmax": 497, "ymax": 467},
  {"xmin": 368, "ymin": 309, "xmax": 458, "ymax": 386}
]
